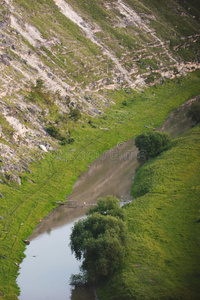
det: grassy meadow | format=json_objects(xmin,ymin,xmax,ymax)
[
  {"xmin": 98, "ymin": 125, "xmax": 200, "ymax": 299},
  {"xmin": 0, "ymin": 71, "xmax": 200, "ymax": 299}
]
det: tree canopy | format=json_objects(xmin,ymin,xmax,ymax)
[
  {"xmin": 70, "ymin": 196, "xmax": 128, "ymax": 282},
  {"xmin": 86, "ymin": 195, "xmax": 125, "ymax": 220},
  {"xmin": 135, "ymin": 131, "xmax": 171, "ymax": 158},
  {"xmin": 187, "ymin": 102, "xmax": 200, "ymax": 124}
]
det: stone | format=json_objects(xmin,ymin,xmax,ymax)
[
  {"xmin": 5, "ymin": 174, "xmax": 11, "ymax": 181},
  {"xmin": 92, "ymin": 108, "xmax": 99, "ymax": 114},
  {"xmin": 16, "ymin": 177, "xmax": 21, "ymax": 186},
  {"xmin": 0, "ymin": 192, "xmax": 4, "ymax": 198},
  {"xmin": 23, "ymin": 240, "xmax": 30, "ymax": 245},
  {"xmin": 22, "ymin": 167, "xmax": 32, "ymax": 173},
  {"xmin": 21, "ymin": 160, "xmax": 29, "ymax": 168},
  {"xmin": 0, "ymin": 54, "xmax": 12, "ymax": 66},
  {"xmin": 39, "ymin": 145, "xmax": 48, "ymax": 152},
  {"xmin": 28, "ymin": 180, "xmax": 35, "ymax": 184}
]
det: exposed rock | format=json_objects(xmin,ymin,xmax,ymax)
[
  {"xmin": 5, "ymin": 174, "xmax": 12, "ymax": 181},
  {"xmin": 28, "ymin": 179, "xmax": 35, "ymax": 184},
  {"xmin": 39, "ymin": 145, "xmax": 48, "ymax": 152},
  {"xmin": 91, "ymin": 108, "xmax": 99, "ymax": 114},
  {"xmin": 23, "ymin": 240, "xmax": 30, "ymax": 245},
  {"xmin": 0, "ymin": 193, "xmax": 4, "ymax": 198},
  {"xmin": 0, "ymin": 54, "xmax": 12, "ymax": 66},
  {"xmin": 22, "ymin": 167, "xmax": 31, "ymax": 173},
  {"xmin": 16, "ymin": 177, "xmax": 21, "ymax": 185}
]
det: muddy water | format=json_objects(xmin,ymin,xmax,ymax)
[{"xmin": 17, "ymin": 97, "xmax": 197, "ymax": 300}]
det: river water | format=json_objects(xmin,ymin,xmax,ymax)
[{"xmin": 16, "ymin": 98, "xmax": 197, "ymax": 300}]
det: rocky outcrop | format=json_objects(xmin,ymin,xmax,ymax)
[{"xmin": 0, "ymin": 0, "xmax": 199, "ymax": 182}]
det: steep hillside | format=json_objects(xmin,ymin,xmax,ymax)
[
  {"xmin": 99, "ymin": 125, "xmax": 200, "ymax": 300},
  {"xmin": 0, "ymin": 1, "xmax": 200, "ymax": 299},
  {"xmin": 0, "ymin": 0, "xmax": 199, "ymax": 182}
]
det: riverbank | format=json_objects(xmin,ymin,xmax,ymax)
[
  {"xmin": 1, "ymin": 71, "xmax": 200, "ymax": 299},
  {"xmin": 99, "ymin": 124, "xmax": 200, "ymax": 299}
]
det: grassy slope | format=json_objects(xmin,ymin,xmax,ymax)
[
  {"xmin": 98, "ymin": 125, "xmax": 200, "ymax": 300},
  {"xmin": 0, "ymin": 72, "xmax": 200, "ymax": 299}
]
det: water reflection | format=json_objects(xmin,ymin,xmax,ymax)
[
  {"xmin": 71, "ymin": 286, "xmax": 96, "ymax": 300},
  {"xmin": 29, "ymin": 137, "xmax": 139, "ymax": 241}
]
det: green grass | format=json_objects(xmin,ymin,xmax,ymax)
[
  {"xmin": 0, "ymin": 72, "xmax": 200, "ymax": 299},
  {"xmin": 98, "ymin": 125, "xmax": 200, "ymax": 300}
]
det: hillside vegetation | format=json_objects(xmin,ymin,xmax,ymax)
[
  {"xmin": 0, "ymin": 0, "xmax": 199, "ymax": 170},
  {"xmin": 0, "ymin": 71, "xmax": 200, "ymax": 299},
  {"xmin": 0, "ymin": 0, "xmax": 200, "ymax": 299},
  {"xmin": 99, "ymin": 125, "xmax": 200, "ymax": 299}
]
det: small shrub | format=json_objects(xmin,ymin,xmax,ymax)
[
  {"xmin": 187, "ymin": 102, "xmax": 200, "ymax": 124},
  {"xmin": 59, "ymin": 137, "xmax": 74, "ymax": 145},
  {"xmin": 135, "ymin": 131, "xmax": 171, "ymax": 157},
  {"xmin": 70, "ymin": 108, "xmax": 81, "ymax": 121},
  {"xmin": 46, "ymin": 126, "xmax": 61, "ymax": 140}
]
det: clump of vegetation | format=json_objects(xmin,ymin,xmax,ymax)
[
  {"xmin": 28, "ymin": 79, "xmax": 54, "ymax": 106},
  {"xmin": 69, "ymin": 108, "xmax": 81, "ymax": 121},
  {"xmin": 46, "ymin": 125, "xmax": 74, "ymax": 145},
  {"xmin": 88, "ymin": 120, "xmax": 96, "ymax": 128},
  {"xmin": 135, "ymin": 131, "xmax": 171, "ymax": 158},
  {"xmin": 187, "ymin": 102, "xmax": 200, "ymax": 124},
  {"xmin": 59, "ymin": 137, "xmax": 74, "ymax": 145},
  {"xmin": 46, "ymin": 125, "xmax": 61, "ymax": 140},
  {"xmin": 70, "ymin": 196, "xmax": 128, "ymax": 283},
  {"xmin": 100, "ymin": 126, "xmax": 200, "ymax": 300}
]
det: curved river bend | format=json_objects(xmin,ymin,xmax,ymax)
[{"xmin": 17, "ymin": 98, "xmax": 197, "ymax": 300}]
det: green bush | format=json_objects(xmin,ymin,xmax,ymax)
[
  {"xmin": 69, "ymin": 108, "xmax": 81, "ymax": 121},
  {"xmin": 59, "ymin": 137, "xmax": 74, "ymax": 145},
  {"xmin": 187, "ymin": 102, "xmax": 200, "ymax": 123},
  {"xmin": 46, "ymin": 126, "xmax": 75, "ymax": 145},
  {"xmin": 46, "ymin": 125, "xmax": 61, "ymax": 139},
  {"xmin": 135, "ymin": 131, "xmax": 171, "ymax": 157}
]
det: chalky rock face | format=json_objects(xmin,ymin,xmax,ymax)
[{"xmin": 0, "ymin": 0, "xmax": 199, "ymax": 181}]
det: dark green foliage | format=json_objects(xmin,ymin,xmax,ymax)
[
  {"xmin": 135, "ymin": 131, "xmax": 171, "ymax": 157},
  {"xmin": 88, "ymin": 120, "xmax": 96, "ymax": 128},
  {"xmin": 35, "ymin": 78, "xmax": 44, "ymax": 90},
  {"xmin": 87, "ymin": 195, "xmax": 125, "ymax": 220},
  {"xmin": 46, "ymin": 126, "xmax": 74, "ymax": 145},
  {"xmin": 70, "ymin": 196, "xmax": 128, "ymax": 282},
  {"xmin": 59, "ymin": 137, "xmax": 74, "ymax": 145},
  {"xmin": 187, "ymin": 102, "xmax": 200, "ymax": 123},
  {"xmin": 46, "ymin": 125, "xmax": 61, "ymax": 139},
  {"xmin": 28, "ymin": 79, "xmax": 53, "ymax": 106},
  {"xmin": 69, "ymin": 108, "xmax": 81, "ymax": 121}
]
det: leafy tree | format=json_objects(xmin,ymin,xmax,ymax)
[
  {"xmin": 135, "ymin": 131, "xmax": 171, "ymax": 157},
  {"xmin": 70, "ymin": 196, "xmax": 128, "ymax": 282},
  {"xmin": 70, "ymin": 108, "xmax": 81, "ymax": 121},
  {"xmin": 46, "ymin": 125, "xmax": 61, "ymax": 139},
  {"xmin": 87, "ymin": 195, "xmax": 125, "ymax": 220},
  {"xmin": 187, "ymin": 102, "xmax": 200, "ymax": 124}
]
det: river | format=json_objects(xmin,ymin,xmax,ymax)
[{"xmin": 16, "ymin": 97, "xmax": 197, "ymax": 300}]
